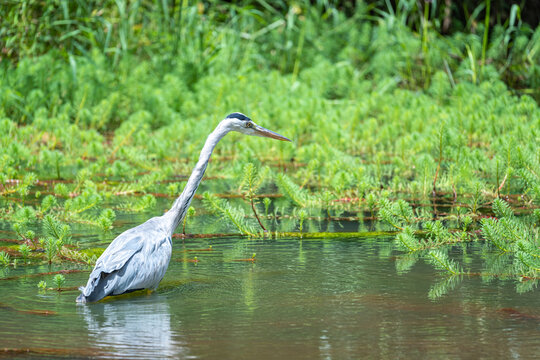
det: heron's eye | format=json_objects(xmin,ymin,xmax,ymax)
[{"xmin": 246, "ymin": 122, "xmax": 252, "ymax": 128}]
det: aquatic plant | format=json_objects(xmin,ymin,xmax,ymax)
[
  {"xmin": 202, "ymin": 192, "xmax": 256, "ymax": 237},
  {"xmin": 18, "ymin": 244, "xmax": 30, "ymax": 263},
  {"xmin": 426, "ymin": 250, "xmax": 464, "ymax": 276},
  {"xmin": 53, "ymin": 183, "xmax": 69, "ymax": 197},
  {"xmin": 381, "ymin": 196, "xmax": 539, "ymax": 297},
  {"xmin": 97, "ymin": 209, "xmax": 116, "ymax": 232},
  {"xmin": 53, "ymin": 274, "xmax": 66, "ymax": 291},
  {"xmin": 41, "ymin": 237, "xmax": 62, "ymax": 265},
  {"xmin": 40, "ymin": 195, "xmax": 58, "ymax": 214},
  {"xmin": 275, "ymin": 174, "xmax": 310, "ymax": 208},
  {"xmin": 298, "ymin": 209, "xmax": 307, "ymax": 234},
  {"xmin": 378, "ymin": 199, "xmax": 416, "ymax": 231},
  {"xmin": 13, "ymin": 223, "xmax": 35, "ymax": 243},
  {"xmin": 37, "ymin": 281, "xmax": 47, "ymax": 291},
  {"xmin": 428, "ymin": 274, "xmax": 463, "ymax": 300},
  {"xmin": 0, "ymin": 251, "xmax": 10, "ymax": 266},
  {"xmin": 239, "ymin": 163, "xmax": 270, "ymax": 231},
  {"xmin": 12, "ymin": 206, "xmax": 37, "ymax": 225},
  {"xmin": 263, "ymin": 198, "xmax": 271, "ymax": 217},
  {"xmin": 182, "ymin": 207, "xmax": 196, "ymax": 235},
  {"xmin": 481, "ymin": 199, "xmax": 540, "ymax": 277},
  {"xmin": 43, "ymin": 215, "xmax": 72, "ymax": 245}
]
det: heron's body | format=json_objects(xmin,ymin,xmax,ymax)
[
  {"xmin": 77, "ymin": 217, "xmax": 172, "ymax": 302},
  {"xmin": 77, "ymin": 113, "xmax": 290, "ymax": 303}
]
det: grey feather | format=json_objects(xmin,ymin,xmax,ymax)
[{"xmin": 77, "ymin": 217, "xmax": 171, "ymax": 303}]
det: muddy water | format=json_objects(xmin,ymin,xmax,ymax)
[{"xmin": 0, "ymin": 217, "xmax": 539, "ymax": 359}]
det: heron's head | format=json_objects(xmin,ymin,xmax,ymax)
[{"xmin": 223, "ymin": 112, "xmax": 291, "ymax": 142}]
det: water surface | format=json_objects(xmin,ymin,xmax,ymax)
[{"xmin": 0, "ymin": 220, "xmax": 539, "ymax": 359}]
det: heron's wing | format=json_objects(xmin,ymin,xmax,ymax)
[
  {"xmin": 80, "ymin": 217, "xmax": 167, "ymax": 299},
  {"xmin": 94, "ymin": 228, "xmax": 146, "ymax": 274}
]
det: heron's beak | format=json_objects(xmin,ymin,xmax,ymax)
[{"xmin": 253, "ymin": 124, "xmax": 292, "ymax": 142}]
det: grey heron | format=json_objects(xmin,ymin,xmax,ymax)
[{"xmin": 77, "ymin": 113, "xmax": 290, "ymax": 303}]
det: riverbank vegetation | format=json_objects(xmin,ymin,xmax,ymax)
[{"xmin": 0, "ymin": 0, "xmax": 538, "ymax": 298}]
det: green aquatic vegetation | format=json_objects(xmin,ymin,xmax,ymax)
[
  {"xmin": 43, "ymin": 215, "xmax": 72, "ymax": 246},
  {"xmin": 63, "ymin": 188, "xmax": 102, "ymax": 216},
  {"xmin": 40, "ymin": 195, "xmax": 58, "ymax": 214},
  {"xmin": 40, "ymin": 237, "xmax": 62, "ymax": 264},
  {"xmin": 298, "ymin": 209, "xmax": 307, "ymax": 234},
  {"xmin": 275, "ymin": 173, "xmax": 310, "ymax": 208},
  {"xmin": 481, "ymin": 199, "xmax": 540, "ymax": 277},
  {"xmin": 39, "ymin": 150, "xmax": 64, "ymax": 179},
  {"xmin": 426, "ymin": 249, "xmax": 464, "ymax": 276},
  {"xmin": 263, "ymin": 198, "xmax": 271, "ymax": 217},
  {"xmin": 203, "ymin": 192, "xmax": 257, "ymax": 237},
  {"xmin": 378, "ymin": 199, "xmax": 416, "ymax": 231},
  {"xmin": 53, "ymin": 274, "xmax": 66, "ymax": 291},
  {"xmin": 383, "ymin": 197, "xmax": 539, "ymax": 296},
  {"xmin": 395, "ymin": 227, "xmax": 423, "ymax": 252},
  {"xmin": 0, "ymin": 173, "xmax": 38, "ymax": 199},
  {"xmin": 239, "ymin": 163, "xmax": 270, "ymax": 231},
  {"xmin": 428, "ymin": 274, "xmax": 463, "ymax": 300},
  {"xmin": 116, "ymin": 194, "xmax": 156, "ymax": 213},
  {"xmin": 12, "ymin": 206, "xmax": 37, "ymax": 225},
  {"xmin": 97, "ymin": 209, "xmax": 116, "ymax": 232},
  {"xmin": 34, "ymin": 215, "xmax": 73, "ymax": 264},
  {"xmin": 18, "ymin": 244, "xmax": 31, "ymax": 263},
  {"xmin": 182, "ymin": 207, "xmax": 196, "ymax": 235},
  {"xmin": 0, "ymin": 251, "xmax": 10, "ymax": 266},
  {"xmin": 53, "ymin": 183, "xmax": 69, "ymax": 197},
  {"xmin": 37, "ymin": 281, "xmax": 47, "ymax": 291},
  {"xmin": 13, "ymin": 223, "xmax": 35, "ymax": 243},
  {"xmin": 365, "ymin": 193, "xmax": 378, "ymax": 219},
  {"xmin": 466, "ymin": 181, "xmax": 488, "ymax": 214}
]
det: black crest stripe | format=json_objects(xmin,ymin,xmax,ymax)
[{"xmin": 226, "ymin": 112, "xmax": 251, "ymax": 121}]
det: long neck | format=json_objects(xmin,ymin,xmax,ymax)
[{"xmin": 163, "ymin": 123, "xmax": 229, "ymax": 234}]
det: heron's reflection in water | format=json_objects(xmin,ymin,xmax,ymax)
[{"xmin": 78, "ymin": 295, "xmax": 189, "ymax": 359}]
